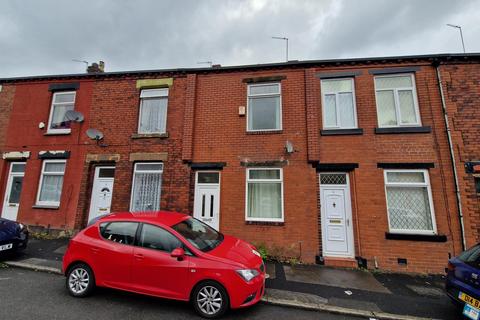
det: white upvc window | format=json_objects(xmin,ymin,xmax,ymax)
[
  {"xmin": 374, "ymin": 74, "xmax": 421, "ymax": 127},
  {"xmin": 321, "ymin": 78, "xmax": 358, "ymax": 129},
  {"xmin": 130, "ymin": 162, "xmax": 163, "ymax": 212},
  {"xmin": 47, "ymin": 91, "xmax": 76, "ymax": 134},
  {"xmin": 384, "ymin": 170, "xmax": 436, "ymax": 235},
  {"xmin": 245, "ymin": 168, "xmax": 284, "ymax": 222},
  {"xmin": 138, "ymin": 88, "xmax": 169, "ymax": 134},
  {"xmin": 247, "ymin": 83, "xmax": 282, "ymax": 131},
  {"xmin": 36, "ymin": 160, "xmax": 66, "ymax": 207}
]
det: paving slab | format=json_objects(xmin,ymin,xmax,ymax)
[
  {"xmin": 328, "ymin": 297, "xmax": 382, "ymax": 312},
  {"xmin": 283, "ymin": 265, "xmax": 391, "ymax": 294},
  {"xmin": 405, "ymin": 285, "xmax": 444, "ymax": 297}
]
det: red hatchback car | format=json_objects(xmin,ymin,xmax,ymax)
[{"xmin": 62, "ymin": 211, "xmax": 265, "ymax": 318}]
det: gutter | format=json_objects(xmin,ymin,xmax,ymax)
[{"xmin": 434, "ymin": 61, "xmax": 467, "ymax": 251}]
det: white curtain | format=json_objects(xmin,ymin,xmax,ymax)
[
  {"xmin": 39, "ymin": 175, "xmax": 64, "ymax": 202},
  {"xmin": 131, "ymin": 172, "xmax": 162, "ymax": 212},
  {"xmin": 247, "ymin": 182, "xmax": 281, "ymax": 219},
  {"xmin": 139, "ymin": 98, "xmax": 167, "ymax": 133},
  {"xmin": 51, "ymin": 104, "xmax": 74, "ymax": 129}
]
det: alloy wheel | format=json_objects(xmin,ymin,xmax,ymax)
[
  {"xmin": 197, "ymin": 285, "xmax": 223, "ymax": 316},
  {"xmin": 68, "ymin": 267, "xmax": 90, "ymax": 294}
]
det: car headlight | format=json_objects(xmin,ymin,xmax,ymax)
[
  {"xmin": 236, "ymin": 269, "xmax": 259, "ymax": 282},
  {"xmin": 18, "ymin": 223, "xmax": 25, "ymax": 230},
  {"xmin": 252, "ymin": 249, "xmax": 261, "ymax": 258}
]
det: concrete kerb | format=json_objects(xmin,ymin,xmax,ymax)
[
  {"xmin": 2, "ymin": 261, "xmax": 435, "ymax": 320},
  {"xmin": 4, "ymin": 260, "xmax": 63, "ymax": 275},
  {"xmin": 261, "ymin": 290, "xmax": 435, "ymax": 320}
]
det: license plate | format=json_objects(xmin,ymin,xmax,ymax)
[
  {"xmin": 0, "ymin": 243, "xmax": 13, "ymax": 251},
  {"xmin": 459, "ymin": 292, "xmax": 480, "ymax": 309},
  {"xmin": 463, "ymin": 303, "xmax": 480, "ymax": 320}
]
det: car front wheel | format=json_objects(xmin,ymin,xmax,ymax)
[
  {"xmin": 193, "ymin": 281, "xmax": 229, "ymax": 318},
  {"xmin": 66, "ymin": 263, "xmax": 95, "ymax": 297}
]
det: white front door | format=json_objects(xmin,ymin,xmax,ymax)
[
  {"xmin": 1, "ymin": 162, "xmax": 26, "ymax": 221},
  {"xmin": 193, "ymin": 171, "xmax": 220, "ymax": 230},
  {"xmin": 88, "ymin": 166, "xmax": 115, "ymax": 222},
  {"xmin": 320, "ymin": 173, "xmax": 354, "ymax": 258}
]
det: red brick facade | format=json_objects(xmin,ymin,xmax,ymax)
[
  {"xmin": 0, "ymin": 54, "xmax": 478, "ymax": 274},
  {"xmin": 439, "ymin": 62, "xmax": 480, "ymax": 248}
]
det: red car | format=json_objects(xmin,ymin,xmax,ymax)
[{"xmin": 62, "ymin": 211, "xmax": 265, "ymax": 318}]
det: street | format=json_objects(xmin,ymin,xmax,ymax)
[{"xmin": 0, "ymin": 267, "xmax": 363, "ymax": 320}]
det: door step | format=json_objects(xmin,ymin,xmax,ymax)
[{"xmin": 323, "ymin": 257, "xmax": 358, "ymax": 268}]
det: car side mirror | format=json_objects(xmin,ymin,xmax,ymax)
[{"xmin": 171, "ymin": 248, "xmax": 185, "ymax": 261}]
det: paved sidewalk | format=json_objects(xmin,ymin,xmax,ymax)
[
  {"xmin": 1, "ymin": 240, "xmax": 462, "ymax": 319},
  {"xmin": 265, "ymin": 262, "xmax": 458, "ymax": 320}
]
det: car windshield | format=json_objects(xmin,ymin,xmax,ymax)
[
  {"xmin": 172, "ymin": 217, "xmax": 223, "ymax": 252},
  {"xmin": 458, "ymin": 244, "xmax": 480, "ymax": 268}
]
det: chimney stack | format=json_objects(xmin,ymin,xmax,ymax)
[{"xmin": 87, "ymin": 60, "xmax": 105, "ymax": 73}]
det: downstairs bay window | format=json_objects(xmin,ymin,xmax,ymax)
[
  {"xmin": 384, "ymin": 170, "xmax": 436, "ymax": 234},
  {"xmin": 246, "ymin": 168, "xmax": 284, "ymax": 222},
  {"xmin": 130, "ymin": 163, "xmax": 163, "ymax": 212}
]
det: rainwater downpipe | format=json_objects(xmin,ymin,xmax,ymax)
[{"xmin": 434, "ymin": 62, "xmax": 466, "ymax": 251}]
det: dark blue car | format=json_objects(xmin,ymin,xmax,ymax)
[
  {"xmin": 0, "ymin": 218, "xmax": 28, "ymax": 256},
  {"xmin": 446, "ymin": 244, "xmax": 480, "ymax": 319}
]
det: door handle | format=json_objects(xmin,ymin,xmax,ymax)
[
  {"xmin": 134, "ymin": 253, "xmax": 144, "ymax": 260},
  {"xmin": 346, "ymin": 219, "xmax": 350, "ymax": 227},
  {"xmin": 91, "ymin": 248, "xmax": 100, "ymax": 254}
]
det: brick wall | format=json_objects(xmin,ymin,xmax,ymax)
[{"xmin": 441, "ymin": 63, "xmax": 480, "ymax": 248}]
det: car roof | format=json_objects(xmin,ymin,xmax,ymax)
[{"xmin": 97, "ymin": 211, "xmax": 189, "ymax": 227}]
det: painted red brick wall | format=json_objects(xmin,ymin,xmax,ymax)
[
  {"xmin": 440, "ymin": 62, "xmax": 480, "ymax": 248},
  {"xmin": 0, "ymin": 81, "xmax": 93, "ymax": 229}
]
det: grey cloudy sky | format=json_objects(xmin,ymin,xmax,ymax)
[{"xmin": 1, "ymin": 0, "xmax": 479, "ymax": 77}]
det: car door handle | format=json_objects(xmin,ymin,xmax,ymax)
[
  {"xmin": 134, "ymin": 253, "xmax": 144, "ymax": 260},
  {"xmin": 91, "ymin": 248, "xmax": 100, "ymax": 254}
]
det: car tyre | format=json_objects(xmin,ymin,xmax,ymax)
[
  {"xmin": 192, "ymin": 281, "xmax": 229, "ymax": 319},
  {"xmin": 66, "ymin": 263, "xmax": 95, "ymax": 298}
]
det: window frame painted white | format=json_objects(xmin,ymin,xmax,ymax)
[
  {"xmin": 383, "ymin": 169, "xmax": 437, "ymax": 235},
  {"xmin": 245, "ymin": 167, "xmax": 284, "ymax": 222},
  {"xmin": 129, "ymin": 162, "xmax": 164, "ymax": 212},
  {"xmin": 246, "ymin": 82, "xmax": 282, "ymax": 132},
  {"xmin": 374, "ymin": 73, "xmax": 421, "ymax": 128},
  {"xmin": 320, "ymin": 78, "xmax": 358, "ymax": 130},
  {"xmin": 47, "ymin": 91, "xmax": 76, "ymax": 134},
  {"xmin": 137, "ymin": 88, "xmax": 169, "ymax": 134},
  {"xmin": 36, "ymin": 159, "xmax": 67, "ymax": 207}
]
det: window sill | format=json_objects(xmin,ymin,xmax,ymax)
[
  {"xmin": 375, "ymin": 126, "xmax": 431, "ymax": 134},
  {"xmin": 44, "ymin": 131, "xmax": 71, "ymax": 136},
  {"xmin": 131, "ymin": 133, "xmax": 169, "ymax": 139},
  {"xmin": 246, "ymin": 220, "xmax": 284, "ymax": 226},
  {"xmin": 385, "ymin": 232, "xmax": 447, "ymax": 242},
  {"xmin": 32, "ymin": 205, "xmax": 60, "ymax": 210},
  {"xmin": 320, "ymin": 128, "xmax": 363, "ymax": 136},
  {"xmin": 246, "ymin": 130, "xmax": 283, "ymax": 135}
]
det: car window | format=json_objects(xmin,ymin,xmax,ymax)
[
  {"xmin": 139, "ymin": 224, "xmax": 182, "ymax": 253},
  {"xmin": 100, "ymin": 222, "xmax": 138, "ymax": 245},
  {"xmin": 172, "ymin": 217, "xmax": 223, "ymax": 252},
  {"xmin": 458, "ymin": 244, "xmax": 480, "ymax": 268}
]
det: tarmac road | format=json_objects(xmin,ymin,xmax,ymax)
[{"xmin": 0, "ymin": 267, "xmax": 364, "ymax": 320}]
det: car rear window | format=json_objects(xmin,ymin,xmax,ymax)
[
  {"xmin": 100, "ymin": 222, "xmax": 138, "ymax": 245},
  {"xmin": 458, "ymin": 244, "xmax": 480, "ymax": 268}
]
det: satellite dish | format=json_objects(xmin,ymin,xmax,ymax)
[
  {"xmin": 86, "ymin": 128, "xmax": 104, "ymax": 140},
  {"xmin": 64, "ymin": 110, "xmax": 85, "ymax": 123},
  {"xmin": 285, "ymin": 140, "xmax": 294, "ymax": 154}
]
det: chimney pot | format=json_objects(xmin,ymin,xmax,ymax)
[{"xmin": 87, "ymin": 61, "xmax": 105, "ymax": 73}]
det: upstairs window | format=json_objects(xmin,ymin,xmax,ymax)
[
  {"xmin": 48, "ymin": 91, "xmax": 75, "ymax": 134},
  {"xmin": 375, "ymin": 74, "xmax": 420, "ymax": 127},
  {"xmin": 384, "ymin": 170, "xmax": 436, "ymax": 235},
  {"xmin": 247, "ymin": 83, "xmax": 282, "ymax": 131},
  {"xmin": 321, "ymin": 78, "xmax": 357, "ymax": 129},
  {"xmin": 130, "ymin": 163, "xmax": 163, "ymax": 212},
  {"xmin": 138, "ymin": 88, "xmax": 168, "ymax": 134},
  {"xmin": 36, "ymin": 160, "xmax": 66, "ymax": 207}
]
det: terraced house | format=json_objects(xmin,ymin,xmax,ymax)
[{"xmin": 0, "ymin": 53, "xmax": 479, "ymax": 274}]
